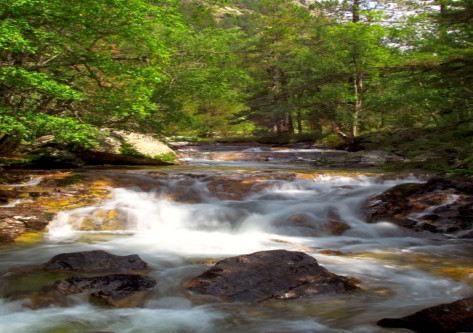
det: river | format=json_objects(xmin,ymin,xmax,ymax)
[{"xmin": 0, "ymin": 145, "xmax": 472, "ymax": 333}]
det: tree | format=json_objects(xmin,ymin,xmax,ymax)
[
  {"xmin": 0, "ymin": 0, "xmax": 182, "ymax": 152},
  {"xmin": 236, "ymin": 0, "xmax": 316, "ymax": 134}
]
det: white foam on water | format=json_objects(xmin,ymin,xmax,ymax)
[
  {"xmin": 0, "ymin": 177, "xmax": 43, "ymax": 187},
  {"xmin": 2, "ymin": 171, "xmax": 471, "ymax": 333},
  {"xmin": 1, "ymin": 199, "xmax": 22, "ymax": 207},
  {"xmin": 0, "ymin": 301, "xmax": 226, "ymax": 333},
  {"xmin": 46, "ymin": 174, "xmax": 427, "ymax": 256}
]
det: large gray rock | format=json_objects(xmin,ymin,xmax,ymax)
[
  {"xmin": 186, "ymin": 250, "xmax": 359, "ymax": 303},
  {"xmin": 77, "ymin": 130, "xmax": 176, "ymax": 165},
  {"xmin": 95, "ymin": 130, "xmax": 174, "ymax": 157},
  {"xmin": 43, "ymin": 250, "xmax": 148, "ymax": 273}
]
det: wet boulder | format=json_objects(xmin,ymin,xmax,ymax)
[
  {"xmin": 186, "ymin": 250, "xmax": 359, "ymax": 303},
  {"xmin": 43, "ymin": 250, "xmax": 148, "ymax": 273},
  {"xmin": 364, "ymin": 177, "xmax": 473, "ymax": 236},
  {"xmin": 55, "ymin": 274, "xmax": 156, "ymax": 308},
  {"xmin": 377, "ymin": 297, "xmax": 473, "ymax": 333}
]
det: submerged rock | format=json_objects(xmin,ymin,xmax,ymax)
[
  {"xmin": 364, "ymin": 177, "xmax": 473, "ymax": 236},
  {"xmin": 27, "ymin": 286, "xmax": 69, "ymax": 309},
  {"xmin": 186, "ymin": 250, "xmax": 359, "ymax": 303},
  {"xmin": 43, "ymin": 250, "xmax": 148, "ymax": 273},
  {"xmin": 377, "ymin": 297, "xmax": 473, "ymax": 333},
  {"xmin": 277, "ymin": 213, "xmax": 350, "ymax": 237},
  {"xmin": 55, "ymin": 274, "xmax": 156, "ymax": 308}
]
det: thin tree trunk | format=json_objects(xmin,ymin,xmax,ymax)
[
  {"xmin": 351, "ymin": 0, "xmax": 362, "ymax": 138},
  {"xmin": 275, "ymin": 113, "xmax": 294, "ymax": 135},
  {"xmin": 297, "ymin": 111, "xmax": 302, "ymax": 134},
  {"xmin": 353, "ymin": 73, "xmax": 363, "ymax": 137}
]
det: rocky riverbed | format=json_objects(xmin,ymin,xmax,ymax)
[{"xmin": 0, "ymin": 146, "xmax": 472, "ymax": 333}]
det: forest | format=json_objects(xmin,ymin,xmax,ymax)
[
  {"xmin": 1, "ymin": 0, "xmax": 472, "ymax": 167},
  {"xmin": 1, "ymin": 2, "xmax": 473, "ymax": 332}
]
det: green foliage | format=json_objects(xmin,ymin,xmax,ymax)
[
  {"xmin": 0, "ymin": 0, "xmax": 471, "ymax": 158},
  {"xmin": 0, "ymin": 0, "xmax": 184, "ymax": 150},
  {"xmin": 319, "ymin": 133, "xmax": 345, "ymax": 147},
  {"xmin": 153, "ymin": 152, "xmax": 176, "ymax": 162}
]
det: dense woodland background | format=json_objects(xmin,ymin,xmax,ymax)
[{"xmin": 0, "ymin": 0, "xmax": 472, "ymax": 169}]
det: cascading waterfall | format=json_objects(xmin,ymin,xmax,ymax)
[{"xmin": 0, "ymin": 150, "xmax": 472, "ymax": 333}]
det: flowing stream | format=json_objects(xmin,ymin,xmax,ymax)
[{"xmin": 0, "ymin": 146, "xmax": 472, "ymax": 333}]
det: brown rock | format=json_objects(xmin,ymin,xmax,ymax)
[
  {"xmin": 278, "ymin": 212, "xmax": 350, "ymax": 237},
  {"xmin": 186, "ymin": 250, "xmax": 359, "ymax": 303},
  {"xmin": 55, "ymin": 274, "xmax": 156, "ymax": 308},
  {"xmin": 364, "ymin": 177, "xmax": 473, "ymax": 235},
  {"xmin": 0, "ymin": 189, "xmax": 21, "ymax": 204},
  {"xmin": 0, "ymin": 206, "xmax": 53, "ymax": 244},
  {"xmin": 43, "ymin": 250, "xmax": 148, "ymax": 273},
  {"xmin": 0, "ymin": 219, "xmax": 26, "ymax": 243},
  {"xmin": 377, "ymin": 297, "xmax": 473, "ymax": 333}
]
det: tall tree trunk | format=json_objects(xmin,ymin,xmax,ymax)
[
  {"xmin": 275, "ymin": 113, "xmax": 294, "ymax": 134},
  {"xmin": 267, "ymin": 60, "xmax": 293, "ymax": 135},
  {"xmin": 297, "ymin": 111, "xmax": 303, "ymax": 134},
  {"xmin": 351, "ymin": 0, "xmax": 362, "ymax": 138},
  {"xmin": 286, "ymin": 112, "xmax": 294, "ymax": 134},
  {"xmin": 352, "ymin": 0, "xmax": 360, "ymax": 23},
  {"xmin": 310, "ymin": 118, "xmax": 322, "ymax": 137}
]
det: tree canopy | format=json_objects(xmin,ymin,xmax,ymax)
[{"xmin": 0, "ymin": 0, "xmax": 471, "ymax": 150}]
